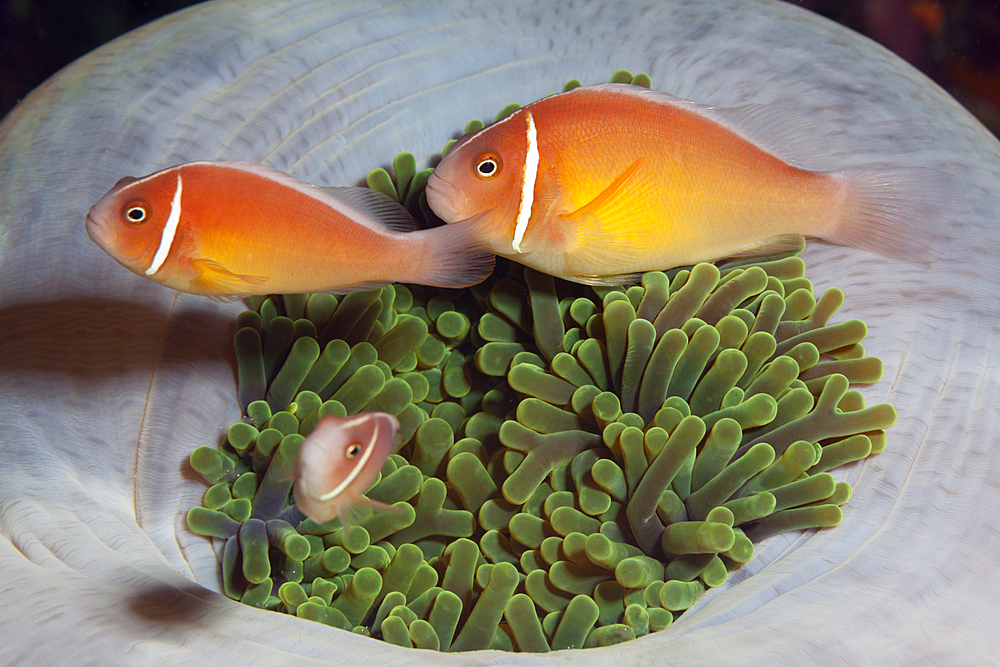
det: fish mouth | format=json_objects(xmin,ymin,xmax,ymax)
[
  {"xmin": 425, "ymin": 173, "xmax": 466, "ymax": 222},
  {"xmin": 85, "ymin": 210, "xmax": 115, "ymax": 249}
]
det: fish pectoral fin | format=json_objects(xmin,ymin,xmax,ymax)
[
  {"xmin": 562, "ymin": 158, "xmax": 652, "ymax": 272},
  {"xmin": 189, "ymin": 258, "xmax": 268, "ymax": 297},
  {"xmin": 567, "ymin": 157, "xmax": 647, "ymax": 222},
  {"xmin": 721, "ymin": 234, "xmax": 806, "ymax": 261}
]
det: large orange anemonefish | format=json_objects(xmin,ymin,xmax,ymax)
[
  {"xmin": 426, "ymin": 83, "xmax": 963, "ymax": 283},
  {"xmin": 86, "ymin": 161, "xmax": 494, "ymax": 297}
]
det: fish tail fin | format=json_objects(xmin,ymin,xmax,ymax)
[
  {"xmin": 405, "ymin": 216, "xmax": 496, "ymax": 288},
  {"xmin": 830, "ymin": 167, "xmax": 963, "ymax": 262}
]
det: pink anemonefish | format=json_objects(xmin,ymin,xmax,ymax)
[
  {"xmin": 86, "ymin": 161, "xmax": 494, "ymax": 298},
  {"xmin": 292, "ymin": 412, "xmax": 402, "ymax": 527},
  {"xmin": 426, "ymin": 83, "xmax": 963, "ymax": 283}
]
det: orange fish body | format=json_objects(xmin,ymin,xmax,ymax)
[
  {"xmin": 426, "ymin": 83, "xmax": 962, "ymax": 282},
  {"xmin": 87, "ymin": 161, "xmax": 493, "ymax": 297}
]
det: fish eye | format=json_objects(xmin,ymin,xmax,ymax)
[
  {"xmin": 474, "ymin": 153, "xmax": 502, "ymax": 179},
  {"xmin": 122, "ymin": 200, "xmax": 150, "ymax": 225},
  {"xmin": 345, "ymin": 443, "xmax": 362, "ymax": 460}
]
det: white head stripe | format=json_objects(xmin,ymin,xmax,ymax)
[
  {"xmin": 461, "ymin": 111, "xmax": 518, "ymax": 147},
  {"xmin": 319, "ymin": 419, "xmax": 379, "ymax": 501},
  {"xmin": 512, "ymin": 111, "xmax": 539, "ymax": 254},
  {"xmin": 145, "ymin": 173, "xmax": 183, "ymax": 276}
]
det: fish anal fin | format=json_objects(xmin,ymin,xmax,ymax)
[
  {"xmin": 564, "ymin": 272, "xmax": 645, "ymax": 287},
  {"xmin": 318, "ymin": 281, "xmax": 388, "ymax": 295},
  {"xmin": 722, "ymin": 234, "xmax": 807, "ymax": 261}
]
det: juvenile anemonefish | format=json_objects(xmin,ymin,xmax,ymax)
[
  {"xmin": 426, "ymin": 83, "xmax": 963, "ymax": 283},
  {"xmin": 86, "ymin": 161, "xmax": 494, "ymax": 297},
  {"xmin": 292, "ymin": 412, "xmax": 401, "ymax": 527}
]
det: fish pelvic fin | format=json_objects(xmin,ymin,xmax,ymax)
[
  {"xmin": 404, "ymin": 216, "xmax": 497, "ymax": 289},
  {"xmin": 189, "ymin": 258, "xmax": 268, "ymax": 298},
  {"xmin": 830, "ymin": 167, "xmax": 963, "ymax": 262},
  {"xmin": 338, "ymin": 491, "xmax": 406, "ymax": 530}
]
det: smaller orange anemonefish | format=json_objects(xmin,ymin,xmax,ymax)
[
  {"xmin": 86, "ymin": 161, "xmax": 495, "ymax": 298},
  {"xmin": 292, "ymin": 412, "xmax": 402, "ymax": 527},
  {"xmin": 426, "ymin": 83, "xmax": 964, "ymax": 283}
]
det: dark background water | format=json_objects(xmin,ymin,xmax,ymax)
[{"xmin": 1, "ymin": 0, "xmax": 998, "ymax": 135}]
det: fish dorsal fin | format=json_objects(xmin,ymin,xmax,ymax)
[
  {"xmin": 200, "ymin": 162, "xmax": 418, "ymax": 233},
  {"xmin": 694, "ymin": 103, "xmax": 832, "ymax": 170},
  {"xmin": 559, "ymin": 158, "xmax": 654, "ymax": 273},
  {"xmin": 189, "ymin": 258, "xmax": 268, "ymax": 298},
  {"xmin": 319, "ymin": 186, "xmax": 416, "ymax": 233},
  {"xmin": 591, "ymin": 84, "xmax": 832, "ymax": 170}
]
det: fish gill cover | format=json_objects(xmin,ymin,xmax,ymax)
[{"xmin": 185, "ymin": 72, "xmax": 895, "ymax": 652}]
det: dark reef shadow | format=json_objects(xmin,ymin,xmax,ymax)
[
  {"xmin": 0, "ymin": 297, "xmax": 240, "ymax": 384},
  {"xmin": 126, "ymin": 581, "xmax": 224, "ymax": 626}
]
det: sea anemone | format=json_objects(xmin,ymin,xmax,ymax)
[
  {"xmin": 181, "ymin": 74, "xmax": 906, "ymax": 651},
  {"xmin": 188, "ymin": 244, "xmax": 894, "ymax": 650}
]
